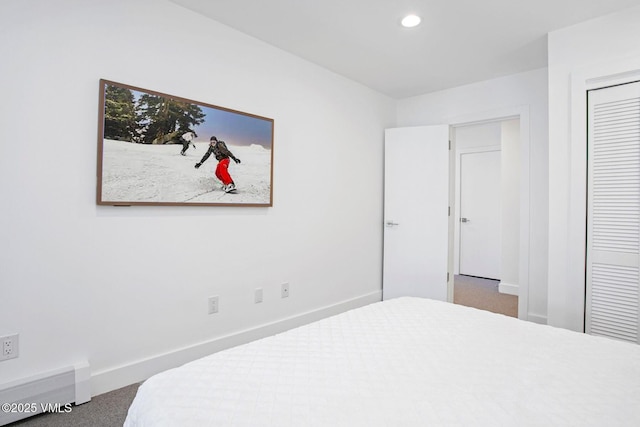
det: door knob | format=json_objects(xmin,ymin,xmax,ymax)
[
  {"xmin": 460, "ymin": 217, "xmax": 470, "ymax": 223},
  {"xmin": 386, "ymin": 221, "xmax": 399, "ymax": 227}
]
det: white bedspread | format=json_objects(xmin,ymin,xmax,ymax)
[{"xmin": 124, "ymin": 297, "xmax": 640, "ymax": 426}]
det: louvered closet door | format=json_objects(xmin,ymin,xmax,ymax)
[{"xmin": 587, "ymin": 81, "xmax": 640, "ymax": 344}]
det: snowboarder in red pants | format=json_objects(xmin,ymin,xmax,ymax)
[{"xmin": 195, "ymin": 136, "xmax": 241, "ymax": 192}]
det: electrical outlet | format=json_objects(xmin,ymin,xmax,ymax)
[
  {"xmin": 254, "ymin": 288, "xmax": 263, "ymax": 304},
  {"xmin": 208, "ymin": 296, "xmax": 219, "ymax": 314},
  {"xmin": 0, "ymin": 334, "xmax": 19, "ymax": 361},
  {"xmin": 281, "ymin": 282, "xmax": 290, "ymax": 298}
]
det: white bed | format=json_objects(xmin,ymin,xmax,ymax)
[{"xmin": 124, "ymin": 297, "xmax": 640, "ymax": 426}]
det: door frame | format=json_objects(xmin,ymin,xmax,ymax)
[
  {"xmin": 454, "ymin": 145, "xmax": 501, "ymax": 277},
  {"xmin": 447, "ymin": 107, "xmax": 530, "ymax": 321}
]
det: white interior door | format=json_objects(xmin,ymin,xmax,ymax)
[
  {"xmin": 459, "ymin": 150, "xmax": 501, "ymax": 279},
  {"xmin": 586, "ymin": 81, "xmax": 640, "ymax": 343},
  {"xmin": 383, "ymin": 125, "xmax": 449, "ymax": 301}
]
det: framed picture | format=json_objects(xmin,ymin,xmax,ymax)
[{"xmin": 96, "ymin": 79, "xmax": 274, "ymax": 207}]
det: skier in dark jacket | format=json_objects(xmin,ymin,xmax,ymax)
[
  {"xmin": 194, "ymin": 136, "xmax": 241, "ymax": 192},
  {"xmin": 179, "ymin": 131, "xmax": 197, "ymax": 156}
]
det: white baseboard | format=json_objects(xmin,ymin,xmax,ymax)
[
  {"xmin": 527, "ymin": 313, "xmax": 548, "ymax": 325},
  {"xmin": 91, "ymin": 291, "xmax": 382, "ymax": 396},
  {"xmin": 498, "ymin": 281, "xmax": 519, "ymax": 296}
]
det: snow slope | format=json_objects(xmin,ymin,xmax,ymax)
[{"xmin": 100, "ymin": 139, "xmax": 272, "ymax": 205}]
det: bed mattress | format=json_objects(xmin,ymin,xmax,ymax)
[{"xmin": 124, "ymin": 297, "xmax": 640, "ymax": 426}]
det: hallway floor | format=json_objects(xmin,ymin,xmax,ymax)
[{"xmin": 454, "ymin": 274, "xmax": 518, "ymax": 318}]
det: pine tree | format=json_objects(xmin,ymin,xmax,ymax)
[
  {"xmin": 103, "ymin": 85, "xmax": 139, "ymax": 142},
  {"xmin": 138, "ymin": 95, "xmax": 205, "ymax": 144}
]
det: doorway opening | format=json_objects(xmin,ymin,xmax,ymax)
[{"xmin": 450, "ymin": 119, "xmax": 520, "ymax": 317}]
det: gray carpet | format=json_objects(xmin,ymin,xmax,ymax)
[
  {"xmin": 453, "ymin": 274, "xmax": 518, "ymax": 317},
  {"xmin": 8, "ymin": 383, "xmax": 140, "ymax": 427}
]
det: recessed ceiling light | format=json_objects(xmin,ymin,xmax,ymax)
[{"xmin": 401, "ymin": 14, "xmax": 421, "ymax": 28}]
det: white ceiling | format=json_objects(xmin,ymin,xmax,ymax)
[{"xmin": 170, "ymin": 0, "xmax": 640, "ymax": 99}]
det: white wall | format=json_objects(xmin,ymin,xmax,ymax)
[
  {"xmin": 455, "ymin": 122, "xmax": 502, "ymax": 150},
  {"xmin": 547, "ymin": 5, "xmax": 640, "ymax": 331},
  {"xmin": 501, "ymin": 119, "xmax": 520, "ymax": 292},
  {"xmin": 0, "ymin": 0, "xmax": 395, "ymax": 394},
  {"xmin": 397, "ymin": 68, "xmax": 549, "ymax": 322}
]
